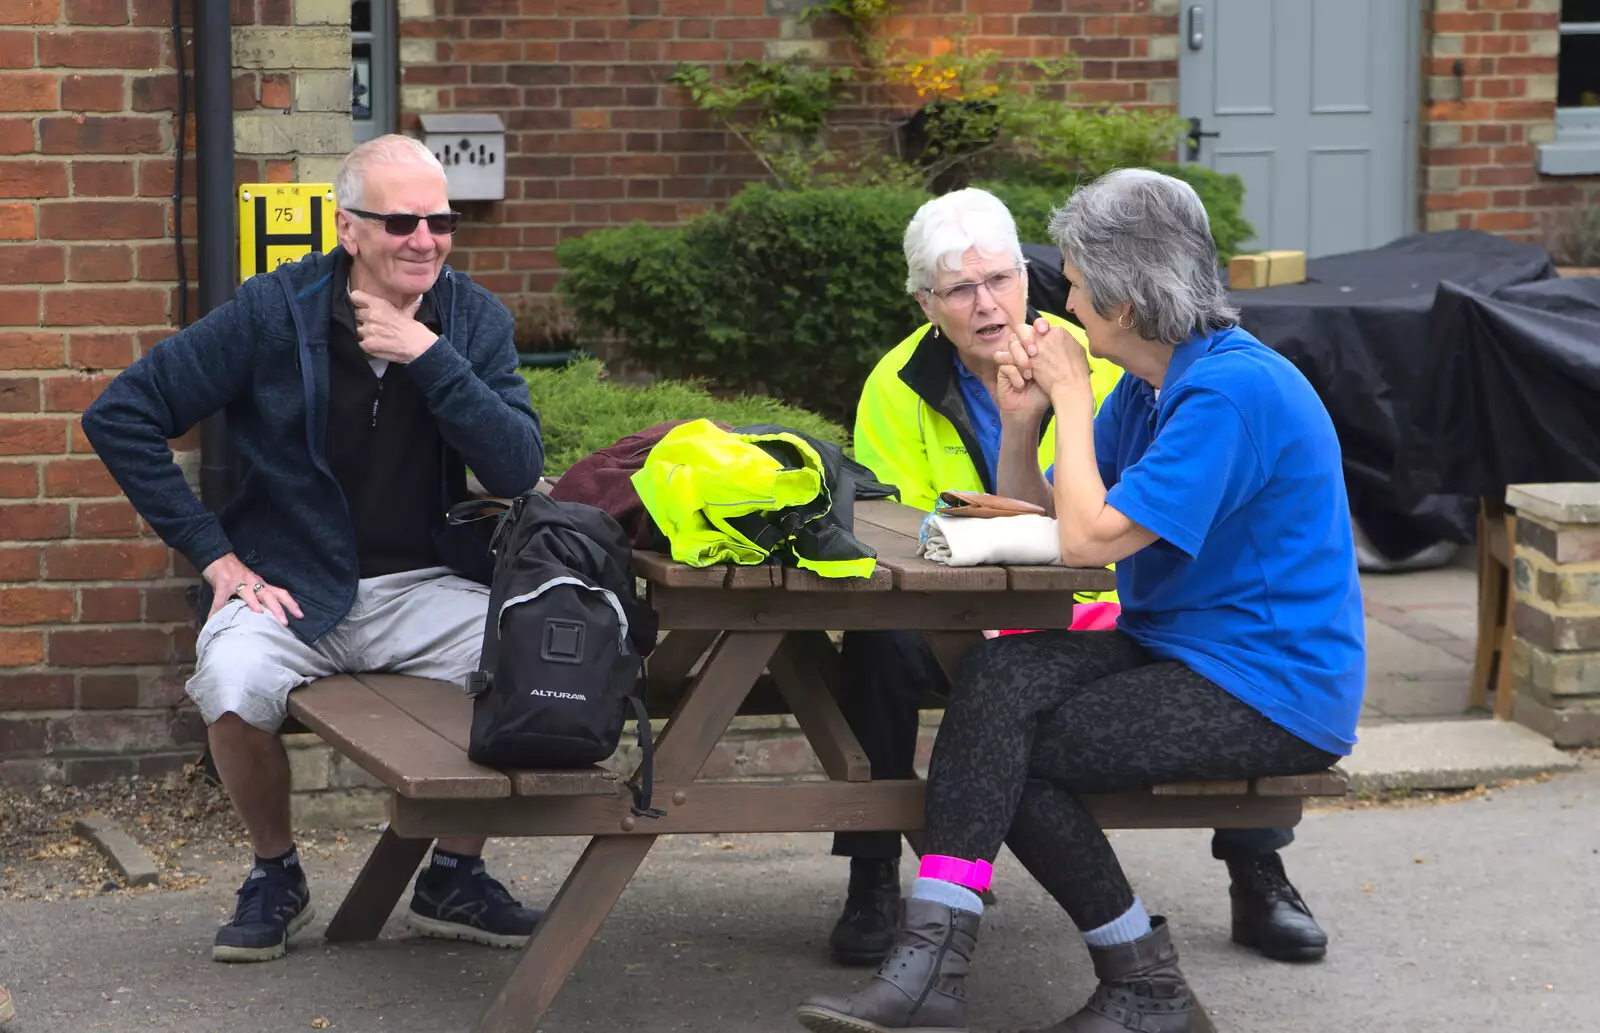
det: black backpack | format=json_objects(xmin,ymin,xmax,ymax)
[{"xmin": 448, "ymin": 491, "xmax": 664, "ymax": 816}]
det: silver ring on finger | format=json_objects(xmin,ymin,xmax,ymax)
[{"xmin": 251, "ymin": 582, "xmax": 265, "ymax": 592}]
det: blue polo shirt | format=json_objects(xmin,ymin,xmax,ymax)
[
  {"xmin": 953, "ymin": 356, "xmax": 1055, "ymax": 485},
  {"xmin": 1096, "ymin": 325, "xmax": 1365, "ymax": 755},
  {"xmin": 954, "ymin": 356, "xmax": 1005, "ymax": 484}
]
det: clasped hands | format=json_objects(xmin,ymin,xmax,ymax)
[{"xmin": 992, "ymin": 317, "xmax": 1093, "ymax": 418}]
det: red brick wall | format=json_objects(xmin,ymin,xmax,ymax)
[
  {"xmin": 397, "ymin": 0, "xmax": 1179, "ymax": 302},
  {"xmin": 0, "ymin": 0, "xmax": 314, "ymax": 784},
  {"xmin": 1421, "ymin": 0, "xmax": 1600, "ymax": 239}
]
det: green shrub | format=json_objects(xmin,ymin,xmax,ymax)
[
  {"xmin": 557, "ymin": 167, "xmax": 1254, "ymax": 420},
  {"xmin": 979, "ymin": 162, "xmax": 1255, "ymax": 261},
  {"xmin": 557, "ymin": 185, "xmax": 928, "ymax": 422},
  {"xmin": 523, "ymin": 360, "xmax": 846, "ymax": 475}
]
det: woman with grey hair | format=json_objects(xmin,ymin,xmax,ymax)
[
  {"xmin": 796, "ymin": 169, "xmax": 1364, "ymax": 1033},
  {"xmin": 823, "ymin": 186, "xmax": 1122, "ymax": 969}
]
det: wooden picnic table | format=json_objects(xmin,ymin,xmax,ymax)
[{"xmin": 287, "ymin": 499, "xmax": 1344, "ymax": 1032}]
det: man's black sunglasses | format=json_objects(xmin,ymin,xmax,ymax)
[{"xmin": 343, "ymin": 208, "xmax": 461, "ymax": 236}]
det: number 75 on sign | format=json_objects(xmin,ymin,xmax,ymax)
[{"xmin": 238, "ymin": 183, "xmax": 338, "ymax": 283}]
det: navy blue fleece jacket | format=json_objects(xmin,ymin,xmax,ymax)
[{"xmin": 81, "ymin": 248, "xmax": 543, "ymax": 643}]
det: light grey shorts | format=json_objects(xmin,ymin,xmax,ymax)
[{"xmin": 186, "ymin": 566, "xmax": 489, "ymax": 732}]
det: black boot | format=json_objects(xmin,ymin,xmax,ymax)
[
  {"xmin": 828, "ymin": 858, "xmax": 902, "ymax": 967},
  {"xmin": 1227, "ymin": 854, "xmax": 1327, "ymax": 962},
  {"xmin": 1028, "ymin": 917, "xmax": 1212, "ymax": 1032}
]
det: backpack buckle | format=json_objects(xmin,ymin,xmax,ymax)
[{"xmin": 463, "ymin": 670, "xmax": 493, "ymax": 696}]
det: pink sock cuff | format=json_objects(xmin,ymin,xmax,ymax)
[{"xmin": 917, "ymin": 854, "xmax": 994, "ymax": 892}]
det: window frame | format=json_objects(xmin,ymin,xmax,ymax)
[
  {"xmin": 352, "ymin": 0, "xmax": 398, "ymax": 145},
  {"xmin": 1539, "ymin": 15, "xmax": 1600, "ymax": 174}
]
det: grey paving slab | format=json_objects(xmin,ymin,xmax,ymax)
[
  {"xmin": 1343, "ymin": 719, "xmax": 1580, "ymax": 792},
  {"xmin": 2, "ymin": 763, "xmax": 1597, "ymax": 1032}
]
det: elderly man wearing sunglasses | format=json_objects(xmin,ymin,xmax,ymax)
[{"xmin": 82, "ymin": 134, "xmax": 546, "ymax": 963}]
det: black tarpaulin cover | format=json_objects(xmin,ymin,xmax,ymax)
[
  {"xmin": 1421, "ymin": 275, "xmax": 1600, "ymax": 499},
  {"xmin": 1020, "ymin": 231, "xmax": 1572, "ymax": 559},
  {"xmin": 1229, "ymin": 230, "xmax": 1557, "ymax": 557}
]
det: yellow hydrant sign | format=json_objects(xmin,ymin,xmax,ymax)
[{"xmin": 238, "ymin": 183, "xmax": 338, "ymax": 283}]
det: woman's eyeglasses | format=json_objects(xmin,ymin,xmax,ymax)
[
  {"xmin": 927, "ymin": 269, "xmax": 1022, "ymax": 308},
  {"xmin": 342, "ymin": 208, "xmax": 461, "ymax": 236}
]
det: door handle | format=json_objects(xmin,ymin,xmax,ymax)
[
  {"xmin": 1185, "ymin": 116, "xmax": 1220, "ymax": 161},
  {"xmin": 1187, "ymin": 5, "xmax": 1205, "ymax": 50}
]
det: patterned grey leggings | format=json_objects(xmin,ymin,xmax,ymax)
[{"xmin": 924, "ymin": 630, "xmax": 1338, "ymax": 931}]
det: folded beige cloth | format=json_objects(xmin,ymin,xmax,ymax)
[{"xmin": 920, "ymin": 512, "xmax": 1061, "ymax": 566}]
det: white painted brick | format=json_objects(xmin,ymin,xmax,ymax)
[
  {"xmin": 233, "ymin": 27, "xmax": 350, "ymax": 70},
  {"xmin": 399, "ymin": 38, "xmax": 437, "ymax": 65},
  {"xmin": 293, "ymin": 0, "xmax": 349, "ymax": 25},
  {"xmin": 234, "ymin": 111, "xmax": 353, "ymax": 156},
  {"xmin": 294, "ymin": 70, "xmax": 351, "ymax": 113},
  {"xmin": 401, "ymin": 85, "xmax": 442, "ymax": 114},
  {"xmin": 296, "ymin": 155, "xmax": 346, "ymax": 184}
]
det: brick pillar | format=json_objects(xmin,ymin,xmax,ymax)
[{"xmin": 1509, "ymin": 484, "xmax": 1600, "ymax": 747}]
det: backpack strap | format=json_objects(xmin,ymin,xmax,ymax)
[
  {"xmin": 446, "ymin": 498, "xmax": 510, "ymax": 525},
  {"xmin": 465, "ymin": 566, "xmax": 509, "ymax": 696},
  {"xmin": 456, "ymin": 499, "xmax": 514, "ymax": 696},
  {"xmin": 624, "ymin": 694, "xmax": 665, "ymax": 818}
]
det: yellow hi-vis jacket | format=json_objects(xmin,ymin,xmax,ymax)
[{"xmin": 853, "ymin": 312, "xmax": 1124, "ymax": 602}]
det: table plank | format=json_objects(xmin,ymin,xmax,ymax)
[
  {"xmin": 856, "ymin": 500, "xmax": 930, "ymax": 538},
  {"xmin": 853, "ymin": 522, "xmax": 1007, "ymax": 591},
  {"xmin": 1007, "ymin": 564, "xmax": 1117, "ymax": 593},
  {"xmin": 650, "ymin": 585, "xmax": 1088, "ymax": 631},
  {"xmin": 632, "ymin": 550, "xmax": 783, "ymax": 589},
  {"xmin": 354, "ymin": 674, "xmax": 622, "ymax": 798},
  {"xmin": 1254, "ymin": 768, "xmax": 1349, "ymax": 797},
  {"xmin": 783, "ymin": 563, "xmax": 893, "ymax": 591},
  {"xmin": 389, "ymin": 780, "xmax": 1305, "ymax": 837},
  {"xmin": 860, "ymin": 499, "xmax": 1116, "ymax": 594},
  {"xmin": 288, "ymin": 676, "xmax": 511, "ymax": 799},
  {"xmin": 766, "ymin": 632, "xmax": 872, "ymax": 782}
]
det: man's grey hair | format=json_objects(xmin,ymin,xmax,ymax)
[
  {"xmin": 1047, "ymin": 168, "xmax": 1237, "ymax": 345},
  {"xmin": 332, "ymin": 134, "xmax": 446, "ymax": 210},
  {"xmin": 903, "ymin": 187, "xmax": 1027, "ymax": 295}
]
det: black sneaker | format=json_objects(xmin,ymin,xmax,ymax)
[
  {"xmin": 212, "ymin": 861, "xmax": 314, "ymax": 963},
  {"xmin": 406, "ymin": 857, "xmax": 543, "ymax": 949}
]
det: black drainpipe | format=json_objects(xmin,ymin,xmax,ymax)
[{"xmin": 194, "ymin": 0, "xmax": 235, "ymax": 514}]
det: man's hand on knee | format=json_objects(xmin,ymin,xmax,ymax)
[{"xmin": 203, "ymin": 552, "xmax": 304, "ymax": 627}]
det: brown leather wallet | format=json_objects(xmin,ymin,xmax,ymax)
[{"xmin": 936, "ymin": 490, "xmax": 1048, "ymax": 519}]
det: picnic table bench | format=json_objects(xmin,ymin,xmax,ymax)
[{"xmin": 285, "ymin": 499, "xmax": 1348, "ymax": 1032}]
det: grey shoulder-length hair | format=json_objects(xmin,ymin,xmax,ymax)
[{"xmin": 1046, "ymin": 168, "xmax": 1238, "ymax": 346}]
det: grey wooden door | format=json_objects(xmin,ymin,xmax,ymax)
[{"xmin": 1178, "ymin": 0, "xmax": 1417, "ymax": 257}]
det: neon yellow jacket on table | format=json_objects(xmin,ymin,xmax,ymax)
[{"xmin": 853, "ymin": 310, "xmax": 1124, "ymax": 603}]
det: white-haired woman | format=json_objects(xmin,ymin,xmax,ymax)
[
  {"xmin": 825, "ymin": 188, "xmax": 1121, "ymax": 968},
  {"xmin": 798, "ymin": 170, "xmax": 1364, "ymax": 1033}
]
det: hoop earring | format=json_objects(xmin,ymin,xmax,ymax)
[{"xmin": 1118, "ymin": 311, "xmax": 1136, "ymax": 331}]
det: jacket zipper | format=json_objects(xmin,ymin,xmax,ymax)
[{"xmin": 370, "ymin": 377, "xmax": 384, "ymax": 428}]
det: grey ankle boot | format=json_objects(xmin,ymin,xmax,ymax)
[
  {"xmin": 1032, "ymin": 917, "xmax": 1212, "ymax": 1033},
  {"xmin": 797, "ymin": 897, "xmax": 980, "ymax": 1033}
]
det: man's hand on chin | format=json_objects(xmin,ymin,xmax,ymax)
[{"xmin": 351, "ymin": 289, "xmax": 438, "ymax": 363}]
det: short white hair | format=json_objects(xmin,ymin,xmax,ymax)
[
  {"xmin": 332, "ymin": 134, "xmax": 446, "ymax": 210},
  {"xmin": 903, "ymin": 188, "xmax": 1026, "ymax": 295},
  {"xmin": 1047, "ymin": 168, "xmax": 1237, "ymax": 345}
]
